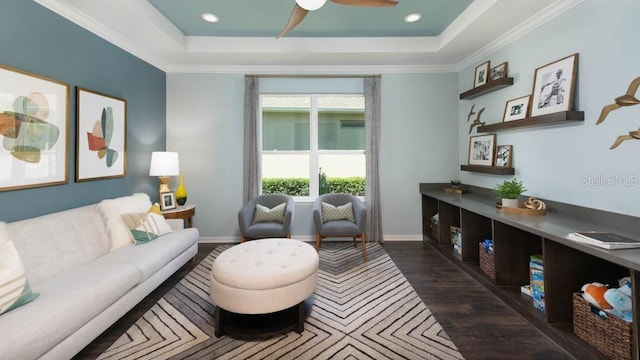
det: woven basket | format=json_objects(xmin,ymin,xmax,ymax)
[
  {"xmin": 572, "ymin": 293, "xmax": 632, "ymax": 360},
  {"xmin": 479, "ymin": 242, "xmax": 495, "ymax": 280}
]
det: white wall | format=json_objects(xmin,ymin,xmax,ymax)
[
  {"xmin": 166, "ymin": 73, "xmax": 459, "ymax": 240},
  {"xmin": 458, "ymin": 0, "xmax": 640, "ymax": 217}
]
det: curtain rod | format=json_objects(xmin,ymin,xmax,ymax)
[{"xmin": 246, "ymin": 74, "xmax": 379, "ymax": 79}]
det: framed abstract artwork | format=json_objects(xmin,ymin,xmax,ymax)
[
  {"xmin": 530, "ymin": 53, "xmax": 578, "ymax": 117},
  {"xmin": 0, "ymin": 64, "xmax": 70, "ymax": 192},
  {"xmin": 468, "ymin": 134, "xmax": 496, "ymax": 166},
  {"xmin": 76, "ymin": 87, "xmax": 127, "ymax": 181}
]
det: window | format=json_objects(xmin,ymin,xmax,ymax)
[{"xmin": 260, "ymin": 94, "xmax": 365, "ymax": 199}]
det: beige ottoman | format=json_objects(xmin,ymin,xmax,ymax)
[{"xmin": 210, "ymin": 238, "xmax": 319, "ymax": 338}]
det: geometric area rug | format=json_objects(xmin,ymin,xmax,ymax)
[{"xmin": 98, "ymin": 242, "xmax": 465, "ymax": 360}]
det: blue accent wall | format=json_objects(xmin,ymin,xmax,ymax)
[{"xmin": 0, "ymin": 0, "xmax": 166, "ymax": 222}]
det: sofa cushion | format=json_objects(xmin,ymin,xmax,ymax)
[
  {"xmin": 97, "ymin": 193, "xmax": 152, "ymax": 251},
  {"xmin": 253, "ymin": 202, "xmax": 286, "ymax": 224},
  {"xmin": 121, "ymin": 204, "xmax": 173, "ymax": 245},
  {"xmin": 94, "ymin": 228, "xmax": 199, "ymax": 282},
  {"xmin": 7, "ymin": 205, "xmax": 111, "ymax": 288},
  {"xmin": 0, "ymin": 262, "xmax": 140, "ymax": 360},
  {"xmin": 322, "ymin": 201, "xmax": 355, "ymax": 223},
  {"xmin": 0, "ymin": 241, "xmax": 39, "ymax": 315}
]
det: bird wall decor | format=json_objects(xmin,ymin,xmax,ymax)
[
  {"xmin": 596, "ymin": 76, "xmax": 640, "ymax": 149},
  {"xmin": 468, "ymin": 106, "xmax": 486, "ymax": 134},
  {"xmin": 467, "ymin": 104, "xmax": 476, "ymax": 122},
  {"xmin": 596, "ymin": 76, "xmax": 640, "ymax": 125}
]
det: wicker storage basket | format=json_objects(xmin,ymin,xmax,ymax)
[
  {"xmin": 479, "ymin": 242, "xmax": 495, "ymax": 280},
  {"xmin": 572, "ymin": 293, "xmax": 632, "ymax": 360}
]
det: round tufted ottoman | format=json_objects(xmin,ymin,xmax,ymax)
[{"xmin": 210, "ymin": 238, "xmax": 319, "ymax": 338}]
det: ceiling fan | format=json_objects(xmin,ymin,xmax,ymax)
[{"xmin": 277, "ymin": 0, "xmax": 399, "ymax": 38}]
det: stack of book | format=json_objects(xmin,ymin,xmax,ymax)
[{"xmin": 566, "ymin": 231, "xmax": 640, "ymax": 250}]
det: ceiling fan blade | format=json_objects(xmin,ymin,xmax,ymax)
[
  {"xmin": 330, "ymin": 0, "xmax": 398, "ymax": 6},
  {"xmin": 276, "ymin": 4, "xmax": 309, "ymax": 38}
]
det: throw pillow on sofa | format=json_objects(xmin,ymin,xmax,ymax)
[
  {"xmin": 253, "ymin": 203, "xmax": 286, "ymax": 224},
  {"xmin": 0, "ymin": 240, "xmax": 39, "ymax": 315},
  {"xmin": 121, "ymin": 203, "xmax": 174, "ymax": 245},
  {"xmin": 322, "ymin": 202, "xmax": 355, "ymax": 223},
  {"xmin": 97, "ymin": 193, "xmax": 153, "ymax": 250}
]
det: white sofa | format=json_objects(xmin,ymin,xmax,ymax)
[{"xmin": 0, "ymin": 193, "xmax": 199, "ymax": 360}]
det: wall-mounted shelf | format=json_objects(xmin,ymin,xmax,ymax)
[
  {"xmin": 459, "ymin": 78, "xmax": 514, "ymax": 99},
  {"xmin": 460, "ymin": 165, "xmax": 515, "ymax": 175},
  {"xmin": 477, "ymin": 111, "xmax": 584, "ymax": 133}
]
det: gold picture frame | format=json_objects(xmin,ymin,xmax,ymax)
[
  {"xmin": 0, "ymin": 64, "xmax": 70, "ymax": 192},
  {"xmin": 76, "ymin": 87, "xmax": 127, "ymax": 182}
]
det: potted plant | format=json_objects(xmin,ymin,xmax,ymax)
[{"xmin": 495, "ymin": 177, "xmax": 526, "ymax": 208}]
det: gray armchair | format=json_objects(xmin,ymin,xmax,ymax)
[
  {"xmin": 313, "ymin": 193, "xmax": 367, "ymax": 261},
  {"xmin": 238, "ymin": 194, "xmax": 294, "ymax": 242}
]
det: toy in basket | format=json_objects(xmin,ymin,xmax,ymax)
[{"xmin": 574, "ymin": 277, "xmax": 633, "ymax": 360}]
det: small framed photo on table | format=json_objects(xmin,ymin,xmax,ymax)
[
  {"xmin": 503, "ymin": 95, "xmax": 531, "ymax": 122},
  {"xmin": 160, "ymin": 192, "xmax": 176, "ymax": 211},
  {"xmin": 474, "ymin": 61, "xmax": 490, "ymax": 88},
  {"xmin": 530, "ymin": 53, "xmax": 578, "ymax": 117},
  {"xmin": 468, "ymin": 134, "xmax": 496, "ymax": 166},
  {"xmin": 495, "ymin": 145, "xmax": 513, "ymax": 167}
]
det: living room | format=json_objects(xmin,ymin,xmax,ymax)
[{"xmin": 1, "ymin": 0, "xmax": 639, "ymax": 359}]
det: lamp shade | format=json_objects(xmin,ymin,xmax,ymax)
[
  {"xmin": 149, "ymin": 151, "xmax": 180, "ymax": 177},
  {"xmin": 295, "ymin": 0, "xmax": 326, "ymax": 11}
]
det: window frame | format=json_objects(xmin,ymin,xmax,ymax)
[{"xmin": 259, "ymin": 93, "xmax": 365, "ymax": 201}]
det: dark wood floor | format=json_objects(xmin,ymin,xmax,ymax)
[{"xmin": 74, "ymin": 241, "xmax": 603, "ymax": 360}]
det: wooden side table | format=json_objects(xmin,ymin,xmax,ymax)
[{"xmin": 162, "ymin": 204, "xmax": 196, "ymax": 228}]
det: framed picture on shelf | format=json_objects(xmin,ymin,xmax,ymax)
[
  {"xmin": 0, "ymin": 64, "xmax": 70, "ymax": 192},
  {"xmin": 530, "ymin": 53, "xmax": 578, "ymax": 117},
  {"xmin": 490, "ymin": 62, "xmax": 508, "ymax": 81},
  {"xmin": 503, "ymin": 95, "xmax": 531, "ymax": 122},
  {"xmin": 474, "ymin": 61, "xmax": 490, "ymax": 88},
  {"xmin": 495, "ymin": 145, "xmax": 513, "ymax": 167},
  {"xmin": 468, "ymin": 134, "xmax": 496, "ymax": 166},
  {"xmin": 160, "ymin": 192, "xmax": 176, "ymax": 211},
  {"xmin": 76, "ymin": 87, "xmax": 127, "ymax": 181}
]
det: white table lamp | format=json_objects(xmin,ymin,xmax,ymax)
[{"xmin": 149, "ymin": 151, "xmax": 180, "ymax": 194}]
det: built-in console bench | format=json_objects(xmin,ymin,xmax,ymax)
[{"xmin": 420, "ymin": 183, "xmax": 640, "ymax": 360}]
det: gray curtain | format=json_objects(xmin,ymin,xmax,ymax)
[
  {"xmin": 364, "ymin": 76, "xmax": 383, "ymax": 243},
  {"xmin": 243, "ymin": 75, "xmax": 260, "ymax": 203}
]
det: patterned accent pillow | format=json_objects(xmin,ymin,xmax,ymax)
[
  {"xmin": 97, "ymin": 193, "xmax": 153, "ymax": 250},
  {"xmin": 322, "ymin": 202, "xmax": 355, "ymax": 223},
  {"xmin": 253, "ymin": 203, "xmax": 286, "ymax": 224},
  {"xmin": 121, "ymin": 203, "xmax": 174, "ymax": 245},
  {"xmin": 0, "ymin": 241, "xmax": 39, "ymax": 315}
]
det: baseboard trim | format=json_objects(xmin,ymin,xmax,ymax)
[{"xmin": 197, "ymin": 234, "xmax": 423, "ymax": 244}]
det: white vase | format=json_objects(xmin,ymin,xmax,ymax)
[{"xmin": 502, "ymin": 198, "xmax": 519, "ymax": 208}]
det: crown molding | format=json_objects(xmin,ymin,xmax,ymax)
[
  {"xmin": 455, "ymin": 0, "xmax": 584, "ymax": 71},
  {"xmin": 165, "ymin": 64, "xmax": 457, "ymax": 75},
  {"xmin": 34, "ymin": 0, "xmax": 582, "ymax": 74},
  {"xmin": 34, "ymin": 0, "xmax": 170, "ymax": 71}
]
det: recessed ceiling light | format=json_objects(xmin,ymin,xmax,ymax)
[
  {"xmin": 404, "ymin": 13, "xmax": 422, "ymax": 23},
  {"xmin": 201, "ymin": 13, "xmax": 219, "ymax": 23}
]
